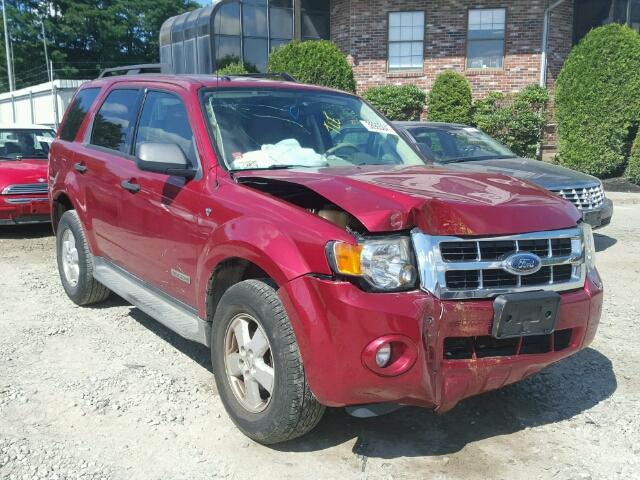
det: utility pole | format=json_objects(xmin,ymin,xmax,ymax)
[
  {"xmin": 41, "ymin": 19, "xmax": 51, "ymax": 82},
  {"xmin": 1, "ymin": 0, "xmax": 14, "ymax": 91}
]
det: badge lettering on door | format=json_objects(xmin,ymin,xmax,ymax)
[{"xmin": 171, "ymin": 269, "xmax": 191, "ymax": 284}]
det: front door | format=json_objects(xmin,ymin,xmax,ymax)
[{"xmin": 117, "ymin": 88, "xmax": 205, "ymax": 307}]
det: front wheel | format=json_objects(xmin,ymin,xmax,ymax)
[{"xmin": 211, "ymin": 279, "xmax": 325, "ymax": 444}]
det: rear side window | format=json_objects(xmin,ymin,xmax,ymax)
[
  {"xmin": 59, "ymin": 88, "xmax": 100, "ymax": 142},
  {"xmin": 90, "ymin": 89, "xmax": 141, "ymax": 155},
  {"xmin": 135, "ymin": 91, "xmax": 196, "ymax": 166}
]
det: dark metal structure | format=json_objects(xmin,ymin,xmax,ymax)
[
  {"xmin": 98, "ymin": 64, "xmax": 170, "ymax": 78},
  {"xmin": 160, "ymin": 0, "xmax": 330, "ymax": 75}
]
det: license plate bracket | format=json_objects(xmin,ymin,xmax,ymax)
[{"xmin": 492, "ymin": 291, "xmax": 561, "ymax": 339}]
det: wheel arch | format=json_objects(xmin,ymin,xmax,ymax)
[
  {"xmin": 205, "ymin": 257, "xmax": 275, "ymax": 324},
  {"xmin": 51, "ymin": 191, "xmax": 76, "ymax": 233}
]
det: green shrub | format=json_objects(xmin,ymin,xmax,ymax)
[
  {"xmin": 427, "ymin": 71, "xmax": 472, "ymax": 124},
  {"xmin": 362, "ymin": 84, "xmax": 426, "ymax": 121},
  {"xmin": 267, "ymin": 40, "xmax": 356, "ymax": 92},
  {"xmin": 556, "ymin": 24, "xmax": 640, "ymax": 178},
  {"xmin": 215, "ymin": 61, "xmax": 251, "ymax": 76},
  {"xmin": 472, "ymin": 85, "xmax": 549, "ymax": 158},
  {"xmin": 627, "ymin": 130, "xmax": 640, "ymax": 184}
]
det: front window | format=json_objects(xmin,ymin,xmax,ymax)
[
  {"xmin": 202, "ymin": 88, "xmax": 425, "ymax": 171},
  {"xmin": 0, "ymin": 129, "xmax": 55, "ymax": 160},
  {"xmin": 408, "ymin": 126, "xmax": 517, "ymax": 163},
  {"xmin": 388, "ymin": 11, "xmax": 424, "ymax": 71},
  {"xmin": 466, "ymin": 8, "xmax": 506, "ymax": 69}
]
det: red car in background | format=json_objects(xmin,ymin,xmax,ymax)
[{"xmin": 0, "ymin": 124, "xmax": 55, "ymax": 225}]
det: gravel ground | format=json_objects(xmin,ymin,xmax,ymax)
[{"xmin": 1, "ymin": 192, "xmax": 638, "ymax": 480}]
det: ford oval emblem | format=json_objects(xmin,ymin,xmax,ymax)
[{"xmin": 503, "ymin": 252, "xmax": 542, "ymax": 276}]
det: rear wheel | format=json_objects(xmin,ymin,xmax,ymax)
[
  {"xmin": 56, "ymin": 210, "xmax": 110, "ymax": 305},
  {"xmin": 211, "ymin": 279, "xmax": 325, "ymax": 444}
]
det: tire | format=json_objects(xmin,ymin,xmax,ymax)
[
  {"xmin": 56, "ymin": 210, "xmax": 110, "ymax": 305},
  {"xmin": 211, "ymin": 279, "xmax": 325, "ymax": 444}
]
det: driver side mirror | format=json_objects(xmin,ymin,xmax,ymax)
[{"xmin": 136, "ymin": 143, "xmax": 196, "ymax": 178}]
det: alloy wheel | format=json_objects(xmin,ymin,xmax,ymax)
[{"xmin": 224, "ymin": 313, "xmax": 275, "ymax": 413}]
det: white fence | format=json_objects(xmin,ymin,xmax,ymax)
[{"xmin": 0, "ymin": 79, "xmax": 88, "ymax": 128}]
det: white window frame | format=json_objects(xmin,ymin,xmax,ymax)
[
  {"xmin": 387, "ymin": 11, "xmax": 425, "ymax": 71},
  {"xmin": 466, "ymin": 8, "xmax": 506, "ymax": 70}
]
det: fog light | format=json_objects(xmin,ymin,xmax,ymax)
[{"xmin": 375, "ymin": 343, "xmax": 392, "ymax": 368}]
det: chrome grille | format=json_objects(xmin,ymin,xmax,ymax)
[
  {"xmin": 1, "ymin": 183, "xmax": 48, "ymax": 195},
  {"xmin": 551, "ymin": 184, "xmax": 604, "ymax": 210},
  {"xmin": 412, "ymin": 227, "xmax": 586, "ymax": 299}
]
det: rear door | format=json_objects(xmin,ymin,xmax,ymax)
[
  {"xmin": 117, "ymin": 87, "xmax": 205, "ymax": 306},
  {"xmin": 73, "ymin": 88, "xmax": 143, "ymax": 263}
]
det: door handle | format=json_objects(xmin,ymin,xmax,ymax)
[
  {"xmin": 121, "ymin": 179, "xmax": 140, "ymax": 193},
  {"xmin": 74, "ymin": 162, "xmax": 88, "ymax": 173}
]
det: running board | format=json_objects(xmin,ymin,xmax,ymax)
[{"xmin": 93, "ymin": 257, "xmax": 210, "ymax": 346}]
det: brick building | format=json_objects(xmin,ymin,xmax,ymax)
[
  {"xmin": 164, "ymin": 0, "xmax": 639, "ymax": 97},
  {"xmin": 329, "ymin": 0, "xmax": 639, "ymax": 95}
]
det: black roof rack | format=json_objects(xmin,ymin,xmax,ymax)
[
  {"xmin": 98, "ymin": 63, "xmax": 172, "ymax": 78},
  {"xmin": 218, "ymin": 72, "xmax": 297, "ymax": 82}
]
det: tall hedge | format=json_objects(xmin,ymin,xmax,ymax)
[
  {"xmin": 362, "ymin": 84, "xmax": 426, "ymax": 121},
  {"xmin": 556, "ymin": 24, "xmax": 640, "ymax": 178},
  {"xmin": 473, "ymin": 85, "xmax": 549, "ymax": 158},
  {"xmin": 427, "ymin": 71, "xmax": 472, "ymax": 124},
  {"xmin": 267, "ymin": 40, "xmax": 356, "ymax": 92},
  {"xmin": 627, "ymin": 130, "xmax": 640, "ymax": 184}
]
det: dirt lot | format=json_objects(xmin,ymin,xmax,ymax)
[{"xmin": 1, "ymin": 192, "xmax": 639, "ymax": 480}]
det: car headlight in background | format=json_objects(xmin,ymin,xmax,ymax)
[
  {"xmin": 580, "ymin": 222, "xmax": 596, "ymax": 271},
  {"xmin": 327, "ymin": 237, "xmax": 417, "ymax": 291}
]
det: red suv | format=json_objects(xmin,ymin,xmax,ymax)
[{"xmin": 49, "ymin": 75, "xmax": 603, "ymax": 444}]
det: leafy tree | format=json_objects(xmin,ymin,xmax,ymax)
[
  {"xmin": 556, "ymin": 24, "xmax": 640, "ymax": 177},
  {"xmin": 0, "ymin": 0, "xmax": 197, "ymax": 92},
  {"xmin": 267, "ymin": 40, "xmax": 356, "ymax": 92},
  {"xmin": 362, "ymin": 84, "xmax": 426, "ymax": 121},
  {"xmin": 427, "ymin": 71, "xmax": 472, "ymax": 124}
]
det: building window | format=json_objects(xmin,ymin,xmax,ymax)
[
  {"xmin": 388, "ymin": 11, "xmax": 424, "ymax": 70},
  {"xmin": 466, "ymin": 8, "xmax": 506, "ymax": 69}
]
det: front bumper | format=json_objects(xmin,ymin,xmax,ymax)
[
  {"xmin": 583, "ymin": 198, "xmax": 614, "ymax": 229},
  {"xmin": 279, "ymin": 271, "xmax": 603, "ymax": 411},
  {"xmin": 0, "ymin": 196, "xmax": 50, "ymax": 225}
]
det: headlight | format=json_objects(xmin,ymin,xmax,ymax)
[
  {"xmin": 327, "ymin": 237, "xmax": 417, "ymax": 291},
  {"xmin": 580, "ymin": 222, "xmax": 596, "ymax": 270}
]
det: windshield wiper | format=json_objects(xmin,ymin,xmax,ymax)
[
  {"xmin": 443, "ymin": 155, "xmax": 517, "ymax": 163},
  {"xmin": 230, "ymin": 164, "xmax": 326, "ymax": 172}
]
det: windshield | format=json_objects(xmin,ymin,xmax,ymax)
[
  {"xmin": 0, "ymin": 129, "xmax": 55, "ymax": 160},
  {"xmin": 407, "ymin": 125, "xmax": 517, "ymax": 163},
  {"xmin": 202, "ymin": 88, "xmax": 425, "ymax": 171}
]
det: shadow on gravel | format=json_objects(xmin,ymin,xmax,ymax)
[
  {"xmin": 128, "ymin": 308, "xmax": 212, "ymax": 372},
  {"xmin": 594, "ymin": 233, "xmax": 617, "ymax": 252},
  {"xmin": 0, "ymin": 223, "xmax": 52, "ymax": 239},
  {"xmin": 275, "ymin": 348, "xmax": 616, "ymax": 458},
  {"xmin": 122, "ymin": 306, "xmax": 615, "ymax": 460}
]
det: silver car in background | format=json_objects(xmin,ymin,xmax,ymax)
[{"xmin": 394, "ymin": 122, "xmax": 613, "ymax": 228}]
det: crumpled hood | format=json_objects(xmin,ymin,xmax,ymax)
[
  {"xmin": 443, "ymin": 157, "xmax": 601, "ymax": 190},
  {"xmin": 235, "ymin": 165, "xmax": 580, "ymax": 236},
  {"xmin": 0, "ymin": 159, "xmax": 49, "ymax": 189}
]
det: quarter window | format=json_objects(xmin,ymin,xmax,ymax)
[
  {"xmin": 135, "ymin": 91, "xmax": 197, "ymax": 166},
  {"xmin": 59, "ymin": 88, "xmax": 100, "ymax": 142},
  {"xmin": 90, "ymin": 89, "xmax": 141, "ymax": 155},
  {"xmin": 466, "ymin": 8, "xmax": 506, "ymax": 69},
  {"xmin": 388, "ymin": 11, "xmax": 424, "ymax": 70}
]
